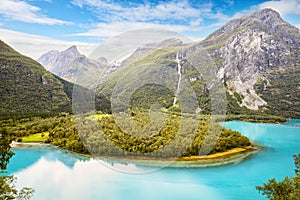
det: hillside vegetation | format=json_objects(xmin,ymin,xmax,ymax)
[
  {"xmin": 0, "ymin": 40, "xmax": 110, "ymax": 119},
  {"xmin": 2, "ymin": 113, "xmax": 251, "ymax": 158}
]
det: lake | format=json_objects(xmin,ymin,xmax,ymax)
[{"xmin": 5, "ymin": 120, "xmax": 300, "ymax": 200}]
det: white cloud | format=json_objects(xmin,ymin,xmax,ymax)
[
  {"xmin": 222, "ymin": 0, "xmax": 235, "ymax": 6},
  {"xmin": 230, "ymin": 6, "xmax": 258, "ymax": 20},
  {"xmin": 70, "ymin": 1, "xmax": 227, "ymax": 39},
  {"xmin": 71, "ymin": 0, "xmax": 207, "ymax": 22},
  {"xmin": 0, "ymin": 28, "xmax": 98, "ymax": 59},
  {"xmin": 0, "ymin": 0, "xmax": 71, "ymax": 25},
  {"xmin": 258, "ymin": 0, "xmax": 300, "ymax": 16},
  {"xmin": 190, "ymin": 19, "xmax": 203, "ymax": 27},
  {"xmin": 296, "ymin": 24, "xmax": 300, "ymax": 29},
  {"xmin": 72, "ymin": 21, "xmax": 195, "ymax": 38},
  {"xmin": 88, "ymin": 28, "xmax": 193, "ymax": 62}
]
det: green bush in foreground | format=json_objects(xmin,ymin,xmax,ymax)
[
  {"xmin": 0, "ymin": 128, "xmax": 34, "ymax": 200},
  {"xmin": 256, "ymin": 154, "xmax": 300, "ymax": 200}
]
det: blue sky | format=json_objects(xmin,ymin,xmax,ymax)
[{"xmin": 0, "ymin": 0, "xmax": 299, "ymax": 58}]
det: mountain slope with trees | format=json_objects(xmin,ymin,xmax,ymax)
[
  {"xmin": 0, "ymin": 40, "xmax": 106, "ymax": 119},
  {"xmin": 96, "ymin": 9, "xmax": 300, "ymax": 118}
]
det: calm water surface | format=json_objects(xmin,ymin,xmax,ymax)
[{"xmin": 6, "ymin": 120, "xmax": 300, "ymax": 200}]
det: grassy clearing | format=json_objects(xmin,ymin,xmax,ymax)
[
  {"xmin": 22, "ymin": 132, "xmax": 49, "ymax": 143},
  {"xmin": 86, "ymin": 113, "xmax": 108, "ymax": 121}
]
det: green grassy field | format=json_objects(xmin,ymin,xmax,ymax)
[
  {"xmin": 86, "ymin": 113, "xmax": 108, "ymax": 121},
  {"xmin": 22, "ymin": 132, "xmax": 49, "ymax": 143}
]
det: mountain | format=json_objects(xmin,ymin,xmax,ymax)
[
  {"xmin": 120, "ymin": 38, "xmax": 185, "ymax": 67},
  {"xmin": 0, "ymin": 40, "xmax": 106, "ymax": 119},
  {"xmin": 100, "ymin": 38, "xmax": 186, "ymax": 77},
  {"xmin": 96, "ymin": 9, "xmax": 300, "ymax": 118},
  {"xmin": 37, "ymin": 46, "xmax": 107, "ymax": 87},
  {"xmin": 187, "ymin": 8, "xmax": 300, "ymax": 117}
]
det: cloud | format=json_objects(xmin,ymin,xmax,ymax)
[
  {"xmin": 71, "ymin": 0, "xmax": 207, "ymax": 23},
  {"xmin": 0, "ymin": 28, "xmax": 98, "ymax": 59},
  {"xmin": 0, "ymin": 0, "xmax": 71, "ymax": 25},
  {"xmin": 70, "ymin": 0, "xmax": 228, "ymax": 39},
  {"xmin": 72, "ymin": 21, "xmax": 195, "ymax": 38},
  {"xmin": 88, "ymin": 28, "xmax": 193, "ymax": 62},
  {"xmin": 230, "ymin": 6, "xmax": 258, "ymax": 19},
  {"xmin": 222, "ymin": 0, "xmax": 235, "ymax": 7},
  {"xmin": 258, "ymin": 0, "xmax": 300, "ymax": 16}
]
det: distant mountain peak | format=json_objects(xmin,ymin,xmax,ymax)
[
  {"xmin": 249, "ymin": 8, "xmax": 280, "ymax": 18},
  {"xmin": 37, "ymin": 46, "xmax": 108, "ymax": 87},
  {"xmin": 206, "ymin": 8, "xmax": 294, "ymax": 41},
  {"xmin": 245, "ymin": 8, "xmax": 286, "ymax": 27},
  {"xmin": 62, "ymin": 45, "xmax": 81, "ymax": 57},
  {"xmin": 65, "ymin": 45, "xmax": 77, "ymax": 51}
]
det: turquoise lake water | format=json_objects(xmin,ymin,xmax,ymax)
[{"xmin": 5, "ymin": 120, "xmax": 300, "ymax": 200}]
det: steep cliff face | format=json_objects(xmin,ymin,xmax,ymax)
[
  {"xmin": 38, "ymin": 46, "xmax": 107, "ymax": 87},
  {"xmin": 218, "ymin": 9, "xmax": 298, "ymax": 110},
  {"xmin": 184, "ymin": 8, "xmax": 299, "ymax": 113}
]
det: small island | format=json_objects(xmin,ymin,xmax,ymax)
[{"xmin": 4, "ymin": 112, "xmax": 260, "ymax": 167}]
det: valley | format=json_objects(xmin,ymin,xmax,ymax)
[{"xmin": 0, "ymin": 6, "xmax": 300, "ymax": 200}]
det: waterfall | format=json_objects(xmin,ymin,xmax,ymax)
[{"xmin": 173, "ymin": 51, "xmax": 182, "ymax": 106}]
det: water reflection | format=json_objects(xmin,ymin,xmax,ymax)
[
  {"xmin": 7, "ymin": 146, "xmax": 86, "ymax": 175},
  {"xmin": 5, "ymin": 121, "xmax": 300, "ymax": 200},
  {"xmin": 13, "ymin": 156, "xmax": 222, "ymax": 200}
]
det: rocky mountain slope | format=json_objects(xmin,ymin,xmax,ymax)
[
  {"xmin": 37, "ymin": 46, "xmax": 107, "ymax": 87},
  {"xmin": 187, "ymin": 8, "xmax": 300, "ymax": 117},
  {"xmin": 97, "ymin": 9, "xmax": 300, "ymax": 118},
  {"xmin": 189, "ymin": 8, "xmax": 299, "ymax": 110}
]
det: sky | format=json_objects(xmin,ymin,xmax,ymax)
[{"xmin": 0, "ymin": 0, "xmax": 299, "ymax": 59}]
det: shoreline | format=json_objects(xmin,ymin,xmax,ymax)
[
  {"xmin": 99, "ymin": 146, "xmax": 259, "ymax": 168},
  {"xmin": 10, "ymin": 141, "xmax": 259, "ymax": 168}
]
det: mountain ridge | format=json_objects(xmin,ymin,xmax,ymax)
[
  {"xmin": 96, "ymin": 8, "xmax": 300, "ymax": 118},
  {"xmin": 37, "ymin": 46, "xmax": 107, "ymax": 87}
]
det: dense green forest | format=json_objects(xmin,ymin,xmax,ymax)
[
  {"xmin": 0, "ymin": 40, "xmax": 70, "ymax": 117},
  {"xmin": 2, "ymin": 112, "xmax": 251, "ymax": 158},
  {"xmin": 254, "ymin": 66, "xmax": 300, "ymax": 118}
]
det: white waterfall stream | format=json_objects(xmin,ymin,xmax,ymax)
[{"xmin": 173, "ymin": 51, "xmax": 182, "ymax": 106}]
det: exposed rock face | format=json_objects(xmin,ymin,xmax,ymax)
[
  {"xmin": 185, "ymin": 8, "xmax": 300, "ymax": 110},
  {"xmin": 38, "ymin": 46, "xmax": 107, "ymax": 87}
]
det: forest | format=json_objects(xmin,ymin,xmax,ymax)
[{"xmin": 1, "ymin": 112, "xmax": 251, "ymax": 159}]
